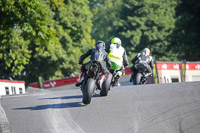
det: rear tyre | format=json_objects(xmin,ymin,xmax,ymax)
[
  {"xmin": 100, "ymin": 73, "xmax": 112, "ymax": 96},
  {"xmin": 82, "ymin": 78, "xmax": 95, "ymax": 104},
  {"xmin": 135, "ymin": 73, "xmax": 142, "ymax": 85}
]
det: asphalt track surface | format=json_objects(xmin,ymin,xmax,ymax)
[{"xmin": 1, "ymin": 80, "xmax": 200, "ymax": 133}]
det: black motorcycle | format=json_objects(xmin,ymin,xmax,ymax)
[
  {"xmin": 133, "ymin": 62, "xmax": 151, "ymax": 85},
  {"xmin": 80, "ymin": 61, "xmax": 112, "ymax": 104}
]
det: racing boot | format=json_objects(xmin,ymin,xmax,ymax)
[
  {"xmin": 75, "ymin": 72, "xmax": 85, "ymax": 87},
  {"xmin": 113, "ymin": 78, "xmax": 119, "ymax": 86}
]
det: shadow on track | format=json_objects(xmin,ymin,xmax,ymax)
[
  {"xmin": 13, "ymin": 94, "xmax": 101, "ymax": 110},
  {"xmin": 38, "ymin": 95, "xmax": 83, "ymax": 100},
  {"xmin": 13, "ymin": 102, "xmax": 84, "ymax": 110},
  {"xmin": 38, "ymin": 94, "xmax": 101, "ymax": 100}
]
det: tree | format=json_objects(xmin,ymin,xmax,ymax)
[
  {"xmin": 50, "ymin": 0, "xmax": 94, "ymax": 80},
  {"xmin": 0, "ymin": 0, "xmax": 94, "ymax": 85},
  {"xmin": 0, "ymin": 0, "xmax": 57, "ymax": 80},
  {"xmin": 89, "ymin": 0, "xmax": 123, "ymax": 44},
  {"xmin": 89, "ymin": 0, "xmax": 178, "ymax": 61},
  {"xmin": 24, "ymin": 0, "xmax": 94, "ymax": 83},
  {"xmin": 170, "ymin": 0, "xmax": 200, "ymax": 61},
  {"xmin": 118, "ymin": 0, "xmax": 178, "ymax": 61}
]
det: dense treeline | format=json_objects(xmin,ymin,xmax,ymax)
[
  {"xmin": 90, "ymin": 0, "xmax": 200, "ymax": 61},
  {"xmin": 0, "ymin": 0, "xmax": 199, "ymax": 84},
  {"xmin": 0, "ymin": 0, "xmax": 93, "ymax": 85},
  {"xmin": 170, "ymin": 0, "xmax": 200, "ymax": 61}
]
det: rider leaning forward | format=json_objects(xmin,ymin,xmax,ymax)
[
  {"xmin": 130, "ymin": 48, "xmax": 154, "ymax": 82},
  {"xmin": 106, "ymin": 37, "xmax": 129, "ymax": 86},
  {"xmin": 75, "ymin": 41, "xmax": 111, "ymax": 87}
]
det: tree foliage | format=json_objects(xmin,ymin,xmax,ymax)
[
  {"xmin": 120, "ymin": 0, "xmax": 178, "ymax": 61},
  {"xmin": 90, "ymin": 0, "xmax": 178, "ymax": 61},
  {"xmin": 90, "ymin": 0, "xmax": 199, "ymax": 62},
  {"xmin": 0, "ymin": 0, "xmax": 93, "ymax": 84},
  {"xmin": 0, "ymin": 0, "xmax": 54, "ymax": 79},
  {"xmin": 170, "ymin": 0, "xmax": 200, "ymax": 61},
  {"xmin": 89, "ymin": 0, "xmax": 122, "ymax": 44}
]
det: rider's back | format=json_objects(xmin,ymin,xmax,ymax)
[
  {"xmin": 108, "ymin": 44, "xmax": 125, "ymax": 69},
  {"xmin": 90, "ymin": 45, "xmax": 108, "ymax": 63}
]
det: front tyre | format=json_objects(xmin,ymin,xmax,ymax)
[
  {"xmin": 134, "ymin": 73, "xmax": 142, "ymax": 85},
  {"xmin": 82, "ymin": 78, "xmax": 95, "ymax": 104},
  {"xmin": 100, "ymin": 73, "xmax": 112, "ymax": 96}
]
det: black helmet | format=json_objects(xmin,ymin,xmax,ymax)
[{"xmin": 95, "ymin": 40, "xmax": 105, "ymax": 49}]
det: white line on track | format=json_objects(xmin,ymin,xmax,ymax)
[
  {"xmin": 0, "ymin": 102, "xmax": 12, "ymax": 133},
  {"xmin": 44, "ymin": 98, "xmax": 85, "ymax": 133}
]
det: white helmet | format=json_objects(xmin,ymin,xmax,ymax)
[{"xmin": 111, "ymin": 37, "xmax": 121, "ymax": 45}]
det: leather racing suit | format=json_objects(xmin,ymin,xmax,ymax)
[{"xmin": 130, "ymin": 52, "xmax": 154, "ymax": 81}]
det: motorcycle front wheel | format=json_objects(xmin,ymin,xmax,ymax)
[
  {"xmin": 134, "ymin": 73, "xmax": 142, "ymax": 85},
  {"xmin": 82, "ymin": 78, "xmax": 95, "ymax": 104}
]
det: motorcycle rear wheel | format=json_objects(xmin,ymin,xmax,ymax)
[
  {"xmin": 82, "ymin": 78, "xmax": 95, "ymax": 104},
  {"xmin": 100, "ymin": 73, "xmax": 112, "ymax": 96}
]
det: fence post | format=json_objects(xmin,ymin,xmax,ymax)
[
  {"xmin": 180, "ymin": 60, "xmax": 186, "ymax": 82},
  {"xmin": 38, "ymin": 74, "xmax": 44, "ymax": 88},
  {"xmin": 153, "ymin": 60, "xmax": 159, "ymax": 84}
]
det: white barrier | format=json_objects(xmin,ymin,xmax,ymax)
[{"xmin": 0, "ymin": 80, "xmax": 25, "ymax": 96}]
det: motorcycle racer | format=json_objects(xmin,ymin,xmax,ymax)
[
  {"xmin": 75, "ymin": 40, "xmax": 111, "ymax": 87},
  {"xmin": 106, "ymin": 37, "xmax": 129, "ymax": 86},
  {"xmin": 130, "ymin": 48, "xmax": 154, "ymax": 83}
]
